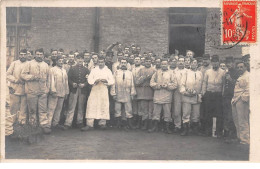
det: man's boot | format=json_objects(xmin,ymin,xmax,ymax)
[
  {"xmin": 148, "ymin": 120, "xmax": 158, "ymax": 133},
  {"xmin": 141, "ymin": 119, "xmax": 148, "ymax": 130},
  {"xmin": 115, "ymin": 117, "xmax": 121, "ymax": 129},
  {"xmin": 165, "ymin": 122, "xmax": 172, "ymax": 134},
  {"xmin": 136, "ymin": 116, "xmax": 142, "ymax": 129},
  {"xmin": 122, "ymin": 120, "xmax": 129, "ymax": 131},
  {"xmin": 133, "ymin": 114, "xmax": 138, "ymax": 126},
  {"xmin": 192, "ymin": 122, "xmax": 200, "ymax": 135},
  {"xmin": 180, "ymin": 123, "xmax": 189, "ymax": 136},
  {"xmin": 127, "ymin": 118, "xmax": 136, "ymax": 130}
]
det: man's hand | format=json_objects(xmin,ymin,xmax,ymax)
[
  {"xmin": 100, "ymin": 79, "xmax": 108, "ymax": 83},
  {"xmin": 15, "ymin": 79, "xmax": 25, "ymax": 84},
  {"xmin": 113, "ymin": 96, "xmax": 117, "ymax": 100},
  {"xmin": 72, "ymin": 83, "xmax": 78, "ymax": 88},
  {"xmin": 9, "ymin": 87, "xmax": 15, "ymax": 94},
  {"xmin": 85, "ymin": 74, "xmax": 89, "ymax": 79},
  {"xmin": 33, "ymin": 75, "xmax": 40, "ymax": 81},
  {"xmin": 162, "ymin": 84, "xmax": 168, "ymax": 89},
  {"xmin": 155, "ymin": 84, "xmax": 161, "ymax": 90},
  {"xmin": 225, "ymin": 74, "xmax": 232, "ymax": 81},
  {"xmin": 50, "ymin": 91, "xmax": 57, "ymax": 96},
  {"xmin": 78, "ymin": 83, "xmax": 85, "ymax": 88},
  {"xmin": 94, "ymin": 79, "xmax": 100, "ymax": 85},
  {"xmin": 131, "ymin": 95, "xmax": 135, "ymax": 100}
]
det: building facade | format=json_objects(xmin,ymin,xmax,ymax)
[{"xmin": 6, "ymin": 7, "xmax": 242, "ymax": 67}]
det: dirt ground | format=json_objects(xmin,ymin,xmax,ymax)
[{"xmin": 5, "ymin": 127, "xmax": 249, "ymax": 161}]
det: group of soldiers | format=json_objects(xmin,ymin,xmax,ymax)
[{"xmin": 6, "ymin": 42, "xmax": 250, "ymax": 145}]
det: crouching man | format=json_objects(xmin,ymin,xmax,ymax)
[
  {"xmin": 46, "ymin": 55, "xmax": 69, "ymax": 132},
  {"xmin": 180, "ymin": 58, "xmax": 203, "ymax": 136},
  {"xmin": 149, "ymin": 58, "xmax": 177, "ymax": 134},
  {"xmin": 111, "ymin": 58, "xmax": 136, "ymax": 130}
]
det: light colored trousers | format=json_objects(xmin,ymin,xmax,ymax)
[
  {"xmin": 9, "ymin": 94, "xmax": 27, "ymax": 124},
  {"xmin": 65, "ymin": 88, "xmax": 86, "ymax": 126},
  {"xmin": 115, "ymin": 101, "xmax": 133, "ymax": 120},
  {"xmin": 139, "ymin": 100, "xmax": 153, "ymax": 120},
  {"xmin": 182, "ymin": 102, "xmax": 200, "ymax": 123},
  {"xmin": 87, "ymin": 119, "xmax": 106, "ymax": 127},
  {"xmin": 232, "ymin": 99, "xmax": 250, "ymax": 144},
  {"xmin": 153, "ymin": 103, "xmax": 172, "ymax": 122},
  {"xmin": 47, "ymin": 94, "xmax": 65, "ymax": 128},
  {"xmin": 173, "ymin": 90, "xmax": 182, "ymax": 128},
  {"xmin": 27, "ymin": 93, "xmax": 49, "ymax": 127}
]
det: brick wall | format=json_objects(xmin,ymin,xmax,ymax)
[
  {"xmin": 28, "ymin": 7, "xmax": 95, "ymax": 54},
  {"xmin": 99, "ymin": 8, "xmax": 169, "ymax": 56},
  {"xmin": 204, "ymin": 8, "xmax": 242, "ymax": 60},
  {"xmin": 28, "ymin": 8, "xmax": 241, "ymax": 59}
]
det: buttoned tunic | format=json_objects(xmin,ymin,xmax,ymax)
[{"xmin": 111, "ymin": 69, "xmax": 136, "ymax": 103}]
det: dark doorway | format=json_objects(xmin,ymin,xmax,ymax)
[{"xmin": 169, "ymin": 8, "xmax": 207, "ymax": 57}]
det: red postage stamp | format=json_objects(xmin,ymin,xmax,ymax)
[{"xmin": 222, "ymin": 0, "xmax": 257, "ymax": 45}]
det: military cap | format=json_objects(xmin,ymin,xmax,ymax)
[
  {"xmin": 211, "ymin": 55, "xmax": 220, "ymax": 62},
  {"xmin": 225, "ymin": 56, "xmax": 234, "ymax": 63},
  {"xmin": 106, "ymin": 51, "xmax": 114, "ymax": 56},
  {"xmin": 75, "ymin": 53, "xmax": 84, "ymax": 59},
  {"xmin": 202, "ymin": 54, "xmax": 210, "ymax": 59},
  {"xmin": 56, "ymin": 55, "xmax": 63, "ymax": 61},
  {"xmin": 35, "ymin": 48, "xmax": 44, "ymax": 54},
  {"xmin": 242, "ymin": 54, "xmax": 250, "ymax": 61},
  {"xmin": 196, "ymin": 57, "xmax": 203, "ymax": 62},
  {"xmin": 58, "ymin": 48, "xmax": 64, "ymax": 52},
  {"xmin": 19, "ymin": 49, "xmax": 27, "ymax": 54}
]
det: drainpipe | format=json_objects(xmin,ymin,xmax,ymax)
[{"xmin": 93, "ymin": 7, "xmax": 100, "ymax": 53}]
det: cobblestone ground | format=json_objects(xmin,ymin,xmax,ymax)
[{"xmin": 5, "ymin": 127, "xmax": 249, "ymax": 161}]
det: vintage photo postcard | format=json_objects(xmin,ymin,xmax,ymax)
[{"xmin": 0, "ymin": 0, "xmax": 260, "ymax": 163}]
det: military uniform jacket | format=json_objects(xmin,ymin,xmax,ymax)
[{"xmin": 68, "ymin": 64, "xmax": 90, "ymax": 95}]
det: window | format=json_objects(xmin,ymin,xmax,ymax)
[
  {"xmin": 6, "ymin": 7, "xmax": 32, "ymax": 67},
  {"xmin": 169, "ymin": 8, "xmax": 207, "ymax": 57}
]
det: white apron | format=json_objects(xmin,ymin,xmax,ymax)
[{"xmin": 86, "ymin": 82, "xmax": 110, "ymax": 120}]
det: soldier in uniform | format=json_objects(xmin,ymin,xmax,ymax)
[
  {"xmin": 223, "ymin": 56, "xmax": 239, "ymax": 142},
  {"xmin": 62, "ymin": 53, "xmax": 90, "ymax": 130}
]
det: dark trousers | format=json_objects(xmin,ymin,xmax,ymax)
[
  {"xmin": 204, "ymin": 92, "xmax": 223, "ymax": 135},
  {"xmin": 223, "ymin": 96, "xmax": 236, "ymax": 137}
]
